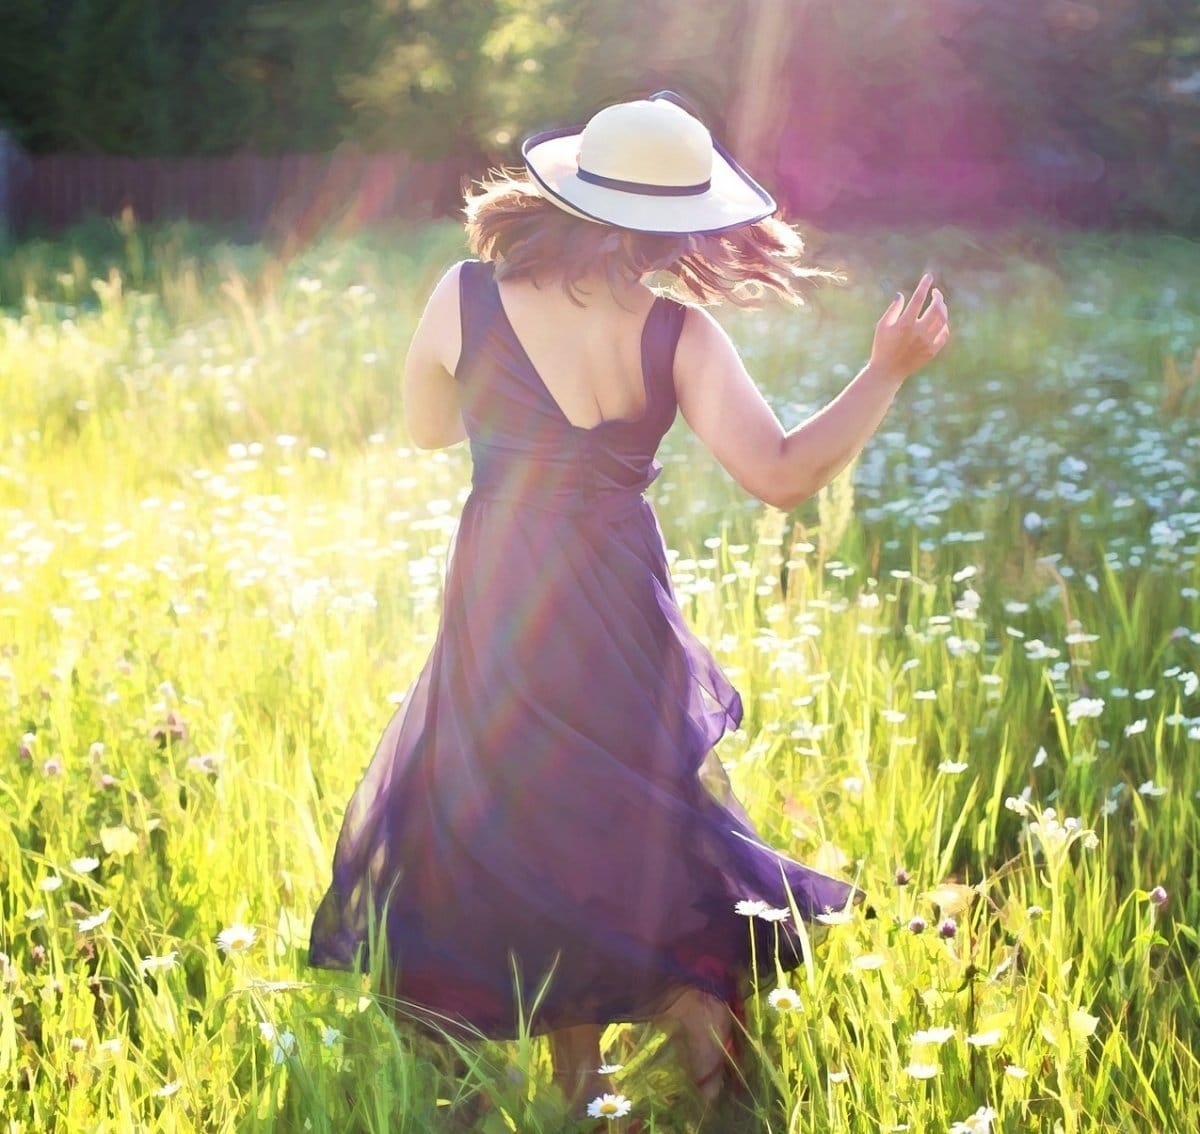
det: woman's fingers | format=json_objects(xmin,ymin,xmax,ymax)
[
  {"xmin": 901, "ymin": 273, "xmax": 934, "ymax": 322},
  {"xmin": 917, "ymin": 287, "xmax": 947, "ymax": 327},
  {"xmin": 878, "ymin": 291, "xmax": 905, "ymax": 328}
]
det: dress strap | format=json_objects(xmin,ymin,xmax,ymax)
[
  {"xmin": 644, "ymin": 296, "xmax": 688, "ymax": 413},
  {"xmin": 454, "ymin": 258, "xmax": 494, "ymax": 381}
]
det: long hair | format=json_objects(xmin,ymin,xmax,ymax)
[{"xmin": 463, "ymin": 169, "xmax": 840, "ymax": 307}]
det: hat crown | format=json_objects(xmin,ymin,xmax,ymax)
[{"xmin": 577, "ymin": 100, "xmax": 713, "ymax": 189}]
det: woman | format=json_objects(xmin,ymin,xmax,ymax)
[{"xmin": 308, "ymin": 91, "xmax": 950, "ymax": 1118}]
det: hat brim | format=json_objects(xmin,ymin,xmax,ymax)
[{"xmin": 522, "ymin": 125, "xmax": 776, "ymax": 236}]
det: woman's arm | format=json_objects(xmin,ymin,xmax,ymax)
[
  {"xmin": 674, "ymin": 274, "xmax": 949, "ymax": 511},
  {"xmin": 402, "ymin": 262, "xmax": 468, "ymax": 449}
]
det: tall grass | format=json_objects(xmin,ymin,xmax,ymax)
[{"xmin": 1, "ymin": 219, "xmax": 1198, "ymax": 1132}]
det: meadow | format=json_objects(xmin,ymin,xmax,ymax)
[{"xmin": 1, "ymin": 217, "xmax": 1198, "ymax": 1133}]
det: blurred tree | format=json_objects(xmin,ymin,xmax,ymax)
[
  {"xmin": 0, "ymin": 0, "xmax": 1194, "ymax": 227},
  {"xmin": 0, "ymin": 0, "xmax": 60, "ymax": 151},
  {"xmin": 946, "ymin": 0, "xmax": 1199, "ymax": 225},
  {"xmin": 229, "ymin": 0, "xmax": 368, "ymax": 152}
]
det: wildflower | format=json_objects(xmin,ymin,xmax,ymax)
[
  {"xmin": 1004, "ymin": 1064, "xmax": 1029, "ymax": 1080},
  {"xmin": 758, "ymin": 906, "xmax": 792, "ymax": 922},
  {"xmin": 938, "ymin": 761, "xmax": 969, "ymax": 774},
  {"xmin": 43, "ymin": 757, "xmax": 63, "ymax": 777},
  {"xmin": 939, "ymin": 918, "xmax": 958, "ymax": 940},
  {"xmin": 69, "ymin": 1037, "xmax": 86, "ymax": 1053},
  {"xmin": 852, "ymin": 953, "xmax": 886, "ymax": 970},
  {"xmin": 908, "ymin": 916, "xmax": 928, "ymax": 934},
  {"xmin": 273, "ymin": 1030, "xmax": 297, "ymax": 1063},
  {"xmin": 815, "ymin": 908, "xmax": 854, "ymax": 926},
  {"xmin": 597, "ymin": 1063, "xmax": 623, "ymax": 1075},
  {"xmin": 156, "ymin": 1080, "xmax": 182, "ymax": 1098},
  {"xmin": 911, "ymin": 1026, "xmax": 955, "ymax": 1046},
  {"xmin": 828, "ymin": 1069, "xmax": 850, "ymax": 1083},
  {"xmin": 216, "ymin": 923, "xmax": 257, "ymax": 954},
  {"xmin": 89, "ymin": 742, "xmax": 105, "ymax": 760},
  {"xmin": 140, "ymin": 950, "xmax": 179, "ymax": 974},
  {"xmin": 71, "ymin": 856, "xmax": 100, "ymax": 873},
  {"xmin": 734, "ymin": 900, "xmax": 768, "ymax": 918},
  {"xmin": 1124, "ymin": 719, "xmax": 1148, "ymax": 737},
  {"xmin": 1138, "ymin": 779, "xmax": 1168, "ymax": 798},
  {"xmin": 967, "ymin": 1029, "xmax": 1003, "ymax": 1047},
  {"xmin": 321, "ymin": 1026, "xmax": 342, "ymax": 1047},
  {"xmin": 1032, "ymin": 746, "xmax": 1048, "ymax": 768},
  {"xmin": 1148, "ymin": 885, "xmax": 1169, "ymax": 908},
  {"xmin": 903, "ymin": 1062, "xmax": 940, "ymax": 1079},
  {"xmin": 768, "ymin": 986, "xmax": 802, "ymax": 1012},
  {"xmin": 1027, "ymin": 905, "xmax": 1045, "ymax": 920},
  {"xmin": 1066, "ymin": 697, "xmax": 1105, "ymax": 725},
  {"xmin": 949, "ymin": 1105, "xmax": 997, "ymax": 1133},
  {"xmin": 39, "ymin": 876, "xmax": 62, "ymax": 892},
  {"xmin": 895, "ymin": 866, "xmax": 911, "ymax": 886},
  {"xmin": 76, "ymin": 907, "xmax": 112, "ymax": 932},
  {"xmin": 149, "ymin": 710, "xmax": 188, "ymax": 746},
  {"xmin": 587, "ymin": 1093, "xmax": 632, "ymax": 1119}
]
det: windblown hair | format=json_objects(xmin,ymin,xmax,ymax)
[{"xmin": 463, "ymin": 169, "xmax": 840, "ymax": 307}]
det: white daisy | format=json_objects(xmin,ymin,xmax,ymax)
[
  {"xmin": 911, "ymin": 1026, "xmax": 955, "ymax": 1046},
  {"xmin": 734, "ymin": 900, "xmax": 769, "ymax": 917},
  {"xmin": 815, "ymin": 908, "xmax": 854, "ymax": 926},
  {"xmin": 76, "ymin": 907, "xmax": 112, "ymax": 932},
  {"xmin": 949, "ymin": 1104, "xmax": 997, "ymax": 1133},
  {"xmin": 767, "ymin": 986, "xmax": 802, "ymax": 1012},
  {"xmin": 139, "ymin": 950, "xmax": 180, "ymax": 974},
  {"xmin": 216, "ymin": 923, "xmax": 257, "ymax": 954},
  {"xmin": 967, "ymin": 1029, "xmax": 1003, "ymax": 1047},
  {"xmin": 586, "ymin": 1093, "xmax": 632, "ymax": 1119},
  {"xmin": 903, "ymin": 1061, "xmax": 940, "ymax": 1079},
  {"xmin": 757, "ymin": 906, "xmax": 792, "ymax": 922}
]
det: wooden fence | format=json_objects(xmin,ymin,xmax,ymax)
[
  {"xmin": 0, "ymin": 142, "xmax": 459, "ymax": 237},
  {"xmin": 0, "ymin": 134, "xmax": 1124, "ymax": 238}
]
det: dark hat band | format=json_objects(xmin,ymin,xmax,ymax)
[{"xmin": 576, "ymin": 165, "xmax": 712, "ymax": 197}]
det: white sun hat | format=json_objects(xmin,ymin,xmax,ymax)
[{"xmin": 521, "ymin": 91, "xmax": 776, "ymax": 235}]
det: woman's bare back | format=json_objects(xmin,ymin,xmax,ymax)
[{"xmin": 493, "ymin": 275, "xmax": 659, "ymax": 430}]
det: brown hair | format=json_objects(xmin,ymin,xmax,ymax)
[{"xmin": 463, "ymin": 169, "xmax": 840, "ymax": 307}]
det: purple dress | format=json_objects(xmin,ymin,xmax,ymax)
[{"xmin": 307, "ymin": 258, "xmax": 860, "ymax": 1038}]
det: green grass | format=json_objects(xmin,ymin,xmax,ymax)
[{"xmin": 1, "ymin": 218, "xmax": 1198, "ymax": 1133}]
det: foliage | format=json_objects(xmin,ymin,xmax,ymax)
[
  {"xmin": 1, "ymin": 1, "xmax": 1199, "ymax": 227},
  {"xmin": 1, "ymin": 221, "xmax": 1198, "ymax": 1130}
]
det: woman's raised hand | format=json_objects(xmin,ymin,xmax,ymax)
[{"xmin": 868, "ymin": 273, "xmax": 950, "ymax": 387}]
